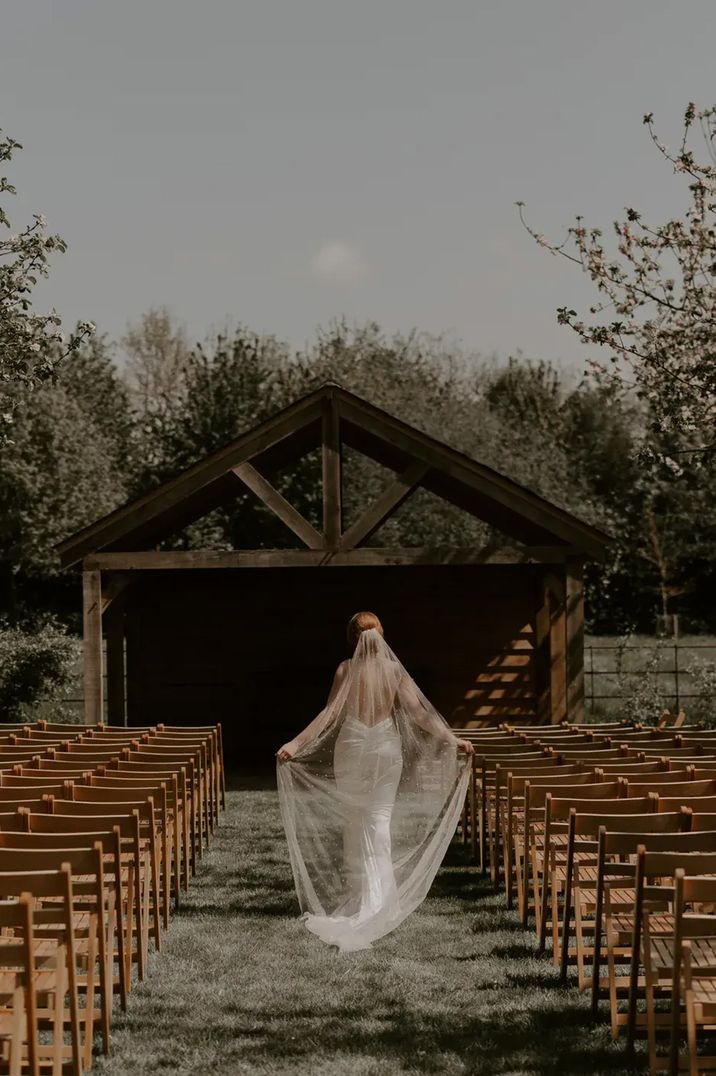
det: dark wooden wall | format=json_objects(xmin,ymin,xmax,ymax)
[{"xmin": 124, "ymin": 565, "xmax": 543, "ymax": 766}]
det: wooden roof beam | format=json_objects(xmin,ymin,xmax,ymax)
[
  {"xmin": 83, "ymin": 544, "xmax": 581, "ymax": 570},
  {"xmin": 337, "ymin": 394, "xmax": 610, "ymax": 559},
  {"xmin": 57, "ymin": 393, "xmax": 324, "ymax": 567},
  {"xmin": 339, "ymin": 461, "xmax": 429, "ymax": 550},
  {"xmin": 231, "ymin": 463, "xmax": 324, "ymax": 549}
]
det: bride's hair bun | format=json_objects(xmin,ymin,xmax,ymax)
[{"xmin": 347, "ymin": 611, "xmax": 384, "ymax": 647}]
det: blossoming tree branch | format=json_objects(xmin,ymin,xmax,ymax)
[
  {"xmin": 518, "ymin": 103, "xmax": 716, "ymax": 466},
  {"xmin": 0, "ymin": 129, "xmax": 94, "ymax": 443}
]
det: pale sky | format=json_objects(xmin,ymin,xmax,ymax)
[{"xmin": 2, "ymin": 0, "xmax": 714, "ymax": 370}]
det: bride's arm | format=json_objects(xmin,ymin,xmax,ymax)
[
  {"xmin": 276, "ymin": 661, "xmax": 349, "ymax": 761},
  {"xmin": 399, "ymin": 677, "xmax": 474, "ymax": 755}
]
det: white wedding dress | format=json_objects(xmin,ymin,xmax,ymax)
[{"xmin": 277, "ymin": 629, "xmax": 470, "ymax": 951}]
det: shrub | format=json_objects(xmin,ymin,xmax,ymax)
[
  {"xmin": 0, "ymin": 620, "xmax": 80, "ymax": 722},
  {"xmin": 683, "ymin": 659, "xmax": 716, "ymax": 727}
]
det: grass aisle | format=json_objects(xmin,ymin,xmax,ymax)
[{"xmin": 95, "ymin": 786, "xmax": 644, "ymax": 1076}]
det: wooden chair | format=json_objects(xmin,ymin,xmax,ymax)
[
  {"xmin": 659, "ymin": 794, "xmax": 716, "ymax": 816},
  {"xmin": 0, "ymin": 776, "xmax": 73, "ymax": 794},
  {"xmin": 558, "ymin": 800, "xmax": 661, "ymax": 985},
  {"xmin": 556, "ymin": 747, "xmax": 633, "ymax": 762},
  {"xmin": 19, "ymin": 759, "xmax": 98, "ymax": 776},
  {"xmin": 0, "ymin": 831, "xmax": 128, "ymax": 1015},
  {"xmin": 683, "ymin": 759, "xmax": 716, "ymax": 773},
  {"xmin": 13, "ymin": 730, "xmax": 81, "ymax": 745},
  {"xmin": 20, "ymin": 811, "xmax": 151, "ymax": 986},
  {"xmin": 595, "ymin": 760, "xmax": 670, "ymax": 776},
  {"xmin": 490, "ymin": 758, "xmax": 579, "ymax": 886},
  {"xmin": 682, "ymin": 933, "xmax": 716, "ymax": 1074},
  {"xmin": 517, "ymin": 774, "xmax": 602, "ymax": 936},
  {"xmin": 624, "ymin": 845, "xmax": 716, "ymax": 1056},
  {"xmin": 541, "ymin": 792, "xmax": 647, "ymax": 971},
  {"xmin": 103, "ymin": 760, "xmax": 192, "ymax": 888},
  {"xmin": 50, "ymin": 747, "xmax": 121, "ymax": 764},
  {"xmin": 0, "ymin": 844, "xmax": 116, "ymax": 1068},
  {"xmin": 657, "ymin": 710, "xmax": 687, "ymax": 729},
  {"xmin": 567, "ymin": 721, "xmax": 639, "ymax": 734},
  {"xmin": 46, "ymin": 797, "xmax": 162, "ymax": 955},
  {"xmin": 153, "ymin": 723, "xmax": 225, "ymax": 813},
  {"xmin": 0, "ymin": 865, "xmax": 83, "ymax": 1075},
  {"xmin": 61, "ymin": 784, "xmax": 172, "ymax": 929},
  {"xmin": 613, "ymin": 732, "xmax": 681, "ymax": 746},
  {"xmin": 501, "ymin": 767, "xmax": 593, "ymax": 918},
  {"xmin": 0, "ymin": 896, "xmax": 36, "ymax": 1076},
  {"xmin": 523, "ymin": 734, "xmax": 603, "ymax": 748},
  {"xmin": 0, "ymin": 743, "xmax": 58, "ymax": 755},
  {"xmin": 0, "ymin": 788, "xmax": 62, "ymax": 808},
  {"xmin": 137, "ymin": 734, "xmax": 217, "ymax": 831},
  {"xmin": 640, "ymin": 747, "xmax": 716, "ymax": 759},
  {"xmin": 628, "ymin": 779, "xmax": 716, "ymax": 799},
  {"xmin": 469, "ymin": 751, "xmax": 547, "ymax": 871},
  {"xmin": 590, "ymin": 827, "xmax": 699, "ymax": 1033},
  {"xmin": 678, "ymin": 728, "xmax": 716, "ymax": 741},
  {"xmin": 124, "ymin": 743, "xmax": 211, "ymax": 854},
  {"xmin": 532, "ymin": 781, "xmax": 626, "ymax": 952},
  {"xmin": 690, "ymin": 814, "xmax": 716, "ymax": 832},
  {"xmin": 644, "ymin": 870, "xmax": 716, "ymax": 1074},
  {"xmin": 587, "ymin": 813, "xmax": 693, "ymax": 1022},
  {"xmin": 81, "ymin": 774, "xmax": 183, "ymax": 911},
  {"xmin": 37, "ymin": 721, "xmax": 103, "ymax": 734},
  {"xmin": 0, "ymin": 750, "xmax": 47, "ymax": 766}
]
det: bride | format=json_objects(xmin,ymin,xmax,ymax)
[{"xmin": 276, "ymin": 611, "xmax": 474, "ymax": 952}]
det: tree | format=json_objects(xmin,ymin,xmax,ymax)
[
  {"xmin": 57, "ymin": 332, "xmax": 135, "ymax": 477},
  {"xmin": 0, "ymin": 383, "xmax": 126, "ymax": 576},
  {"xmin": 0, "ymin": 336, "xmax": 132, "ymax": 622},
  {"xmin": 131, "ymin": 321, "xmax": 605, "ymax": 553},
  {"xmin": 0, "ymin": 130, "xmax": 93, "ymax": 442},
  {"xmin": 518, "ymin": 103, "xmax": 716, "ymax": 460},
  {"xmin": 121, "ymin": 307, "xmax": 190, "ymax": 417}
]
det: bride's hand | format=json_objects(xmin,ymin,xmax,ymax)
[
  {"xmin": 277, "ymin": 742, "xmax": 297, "ymax": 763},
  {"xmin": 455, "ymin": 738, "xmax": 474, "ymax": 756}
]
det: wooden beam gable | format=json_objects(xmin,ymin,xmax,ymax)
[{"xmin": 58, "ymin": 381, "xmax": 612, "ymax": 567}]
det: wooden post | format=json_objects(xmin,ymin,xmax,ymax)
[
  {"xmin": 565, "ymin": 557, "xmax": 585, "ymax": 724},
  {"xmin": 534, "ymin": 573, "xmax": 552, "ymax": 725},
  {"xmin": 82, "ymin": 569, "xmax": 103, "ymax": 725},
  {"xmin": 321, "ymin": 391, "xmax": 342, "ymax": 548},
  {"xmin": 105, "ymin": 589, "xmax": 126, "ymax": 727},
  {"xmin": 546, "ymin": 570, "xmax": 567, "ymax": 724}
]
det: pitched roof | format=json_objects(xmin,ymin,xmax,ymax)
[{"xmin": 57, "ymin": 382, "xmax": 612, "ymax": 567}]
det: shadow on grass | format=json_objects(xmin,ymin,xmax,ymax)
[
  {"xmin": 115, "ymin": 986, "xmax": 642, "ymax": 1076},
  {"xmin": 96, "ymin": 787, "xmax": 646, "ymax": 1076}
]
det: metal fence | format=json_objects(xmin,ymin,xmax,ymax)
[{"xmin": 585, "ymin": 639, "xmax": 716, "ymax": 714}]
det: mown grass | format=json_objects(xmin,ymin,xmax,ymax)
[{"xmin": 94, "ymin": 783, "xmax": 645, "ymax": 1076}]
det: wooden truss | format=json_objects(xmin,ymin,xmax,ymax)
[{"xmin": 60, "ymin": 383, "xmax": 609, "ymax": 727}]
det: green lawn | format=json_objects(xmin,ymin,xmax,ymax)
[{"xmin": 94, "ymin": 784, "xmax": 645, "ymax": 1076}]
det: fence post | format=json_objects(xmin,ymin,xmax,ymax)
[{"xmin": 674, "ymin": 643, "xmax": 680, "ymax": 714}]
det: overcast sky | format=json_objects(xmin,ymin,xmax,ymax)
[{"xmin": 2, "ymin": 1, "xmax": 714, "ymax": 371}]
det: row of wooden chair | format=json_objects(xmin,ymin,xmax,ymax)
[
  {"xmin": 0, "ymin": 720, "xmax": 224, "ymax": 1075},
  {"xmin": 458, "ymin": 721, "xmax": 716, "ymax": 877},
  {"xmin": 454, "ymin": 720, "xmax": 716, "ymax": 1073}
]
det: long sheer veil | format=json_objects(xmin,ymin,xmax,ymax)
[{"xmin": 277, "ymin": 628, "xmax": 470, "ymax": 950}]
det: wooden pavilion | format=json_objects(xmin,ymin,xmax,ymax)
[{"xmin": 58, "ymin": 383, "xmax": 611, "ymax": 762}]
